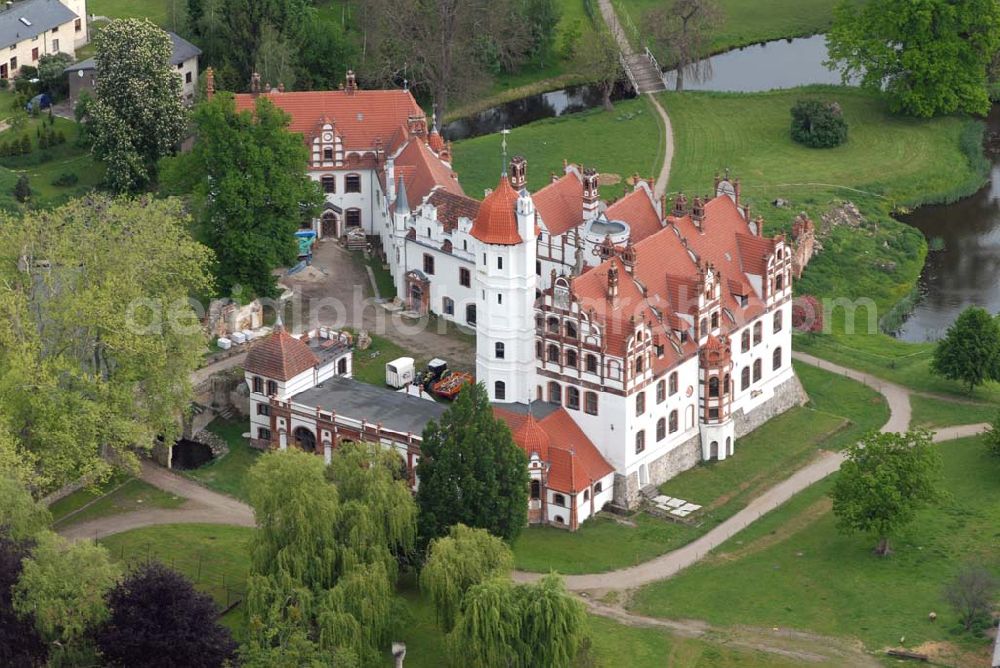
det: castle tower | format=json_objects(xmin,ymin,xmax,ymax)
[
  {"xmin": 698, "ymin": 334, "xmax": 735, "ymax": 461},
  {"xmin": 582, "ymin": 168, "xmax": 599, "ymax": 219},
  {"xmin": 470, "ymin": 170, "xmax": 538, "ymax": 404}
]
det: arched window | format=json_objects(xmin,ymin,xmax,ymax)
[
  {"xmin": 656, "ymin": 380, "xmax": 666, "ymax": 403},
  {"xmin": 530, "ymin": 480, "xmax": 540, "ymax": 499},
  {"xmin": 741, "ymin": 330, "xmax": 751, "ymax": 353},
  {"xmin": 775, "ymin": 273, "xmax": 784, "ymax": 292},
  {"xmin": 708, "ymin": 376, "xmax": 720, "ymax": 397},
  {"xmin": 773, "ymin": 346, "xmax": 782, "ymax": 370},
  {"xmin": 535, "ymin": 341, "xmax": 542, "ymax": 359},
  {"xmin": 554, "ymin": 515, "xmax": 565, "ymax": 524},
  {"xmin": 566, "ymin": 386, "xmax": 580, "ymax": 410},
  {"xmin": 293, "ymin": 427, "xmax": 316, "ymax": 453},
  {"xmin": 594, "ymin": 481, "xmax": 603, "ymax": 493},
  {"xmin": 494, "ymin": 381, "xmax": 506, "ymax": 400},
  {"xmin": 547, "ymin": 344, "xmax": 559, "ymax": 363},
  {"xmin": 669, "ymin": 409, "xmax": 678, "ymax": 433},
  {"xmin": 466, "ymin": 304, "xmax": 477, "ymax": 325},
  {"xmin": 321, "ymin": 175, "xmax": 336, "ymax": 193},
  {"xmin": 584, "ymin": 391, "xmax": 598, "ymax": 415},
  {"xmin": 635, "ymin": 355, "xmax": 644, "ymax": 374},
  {"xmin": 565, "ymin": 321, "xmax": 577, "ymax": 338},
  {"xmin": 635, "ymin": 430, "xmax": 646, "ymax": 454},
  {"xmin": 495, "ymin": 342, "xmax": 505, "ymax": 359},
  {"xmin": 608, "ymin": 359, "xmax": 621, "ymax": 380},
  {"xmin": 266, "ymin": 380, "xmax": 278, "ymax": 396},
  {"xmin": 635, "ymin": 392, "xmax": 645, "ymax": 415},
  {"xmin": 753, "ymin": 358, "xmax": 762, "ymax": 382},
  {"xmin": 565, "ymin": 349, "xmax": 578, "ymax": 368},
  {"xmin": 337, "ymin": 357, "xmax": 347, "ymax": 375},
  {"xmin": 583, "ymin": 489, "xmax": 590, "ymax": 501},
  {"xmin": 700, "ymin": 317, "xmax": 708, "ymax": 337},
  {"xmin": 741, "ymin": 366, "xmax": 750, "ymax": 390},
  {"xmin": 711, "ymin": 311, "xmax": 719, "ymax": 329},
  {"xmin": 656, "ymin": 418, "xmax": 666, "ymax": 441},
  {"xmin": 774, "ymin": 309, "xmax": 783, "ymax": 333},
  {"xmin": 547, "ymin": 317, "xmax": 559, "ymax": 333},
  {"xmin": 585, "ymin": 354, "xmax": 598, "ymax": 373},
  {"xmin": 345, "ymin": 173, "xmax": 362, "ymax": 193},
  {"xmin": 753, "ymin": 321, "xmax": 763, "ymax": 345},
  {"xmin": 548, "ymin": 382, "xmax": 561, "ymax": 404},
  {"xmin": 723, "ymin": 373, "xmax": 730, "ymax": 394}
]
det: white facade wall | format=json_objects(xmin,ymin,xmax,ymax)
[
  {"xmin": 1, "ymin": 12, "xmax": 81, "ymax": 78},
  {"xmin": 404, "ymin": 238, "xmax": 476, "ymax": 320},
  {"xmin": 476, "ymin": 193, "xmax": 538, "ymax": 405},
  {"xmin": 175, "ymin": 55, "xmax": 198, "ymax": 103}
]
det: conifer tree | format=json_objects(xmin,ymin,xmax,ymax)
[{"xmin": 416, "ymin": 382, "xmax": 529, "ymax": 545}]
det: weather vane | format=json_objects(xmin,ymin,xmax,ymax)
[{"xmin": 500, "ymin": 127, "xmax": 511, "ymax": 175}]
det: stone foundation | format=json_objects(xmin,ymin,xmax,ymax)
[
  {"xmin": 613, "ymin": 372, "xmax": 808, "ymax": 509},
  {"xmin": 733, "ymin": 374, "xmax": 808, "ymax": 439}
]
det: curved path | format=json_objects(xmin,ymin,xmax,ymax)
[
  {"xmin": 513, "ymin": 351, "xmax": 987, "ymax": 591},
  {"xmin": 598, "ymin": 0, "xmax": 674, "ymax": 195}
]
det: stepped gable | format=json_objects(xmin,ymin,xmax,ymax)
[
  {"xmin": 244, "ymin": 325, "xmax": 319, "ymax": 382},
  {"xmin": 605, "ymin": 188, "xmax": 664, "ymax": 242},
  {"xmin": 470, "ymin": 174, "xmax": 522, "ymax": 245},
  {"xmin": 426, "ymin": 189, "xmax": 481, "ymax": 232},
  {"xmin": 495, "ymin": 405, "xmax": 613, "ymax": 494},
  {"xmin": 233, "ymin": 88, "xmax": 423, "ymax": 153},
  {"xmin": 533, "ymin": 172, "xmax": 583, "ymax": 236}
]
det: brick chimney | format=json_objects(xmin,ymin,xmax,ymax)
[{"xmin": 345, "ymin": 69, "xmax": 357, "ymax": 95}]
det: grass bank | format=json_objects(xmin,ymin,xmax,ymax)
[
  {"xmin": 453, "ymin": 96, "xmax": 663, "ymax": 199},
  {"xmin": 630, "ymin": 435, "xmax": 1000, "ymax": 661},
  {"xmin": 909, "ymin": 394, "xmax": 997, "ymax": 430},
  {"xmin": 182, "ymin": 418, "xmax": 260, "ymax": 502},
  {"xmin": 663, "ymin": 86, "xmax": 993, "ymax": 400},
  {"xmin": 512, "ymin": 361, "xmax": 887, "ymax": 573},
  {"xmin": 50, "ymin": 475, "xmax": 186, "ymax": 528}
]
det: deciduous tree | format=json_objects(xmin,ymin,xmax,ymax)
[
  {"xmin": 13, "ymin": 533, "xmax": 121, "ymax": 666},
  {"xmin": 0, "ymin": 530, "xmax": 46, "ymax": 667},
  {"xmin": 95, "ymin": 562, "xmax": 237, "ymax": 667},
  {"xmin": 89, "ymin": 19, "xmax": 187, "ymax": 193},
  {"xmin": 160, "ymin": 93, "xmax": 321, "ymax": 297},
  {"xmin": 416, "ymin": 382, "xmax": 529, "ymax": 545},
  {"xmin": 0, "ymin": 197, "xmax": 214, "ymax": 491},
  {"xmin": 646, "ymin": 0, "xmax": 724, "ymax": 91},
  {"xmin": 420, "ymin": 523, "xmax": 514, "ymax": 631},
  {"xmin": 826, "ymin": 0, "xmax": 1000, "ymax": 117},
  {"xmin": 984, "ymin": 410, "xmax": 1000, "ymax": 457},
  {"xmin": 943, "ymin": 563, "xmax": 997, "ymax": 632},
  {"xmin": 831, "ymin": 430, "xmax": 942, "ymax": 556},
  {"xmin": 0, "ymin": 476, "xmax": 51, "ymax": 539},
  {"xmin": 931, "ymin": 306, "xmax": 1000, "ymax": 393},
  {"xmin": 37, "ymin": 53, "xmax": 74, "ymax": 100},
  {"xmin": 576, "ymin": 22, "xmax": 623, "ymax": 111}
]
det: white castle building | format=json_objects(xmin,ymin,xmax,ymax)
[{"xmin": 240, "ymin": 80, "xmax": 805, "ymax": 529}]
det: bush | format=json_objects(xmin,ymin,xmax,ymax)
[
  {"xmin": 51, "ymin": 172, "xmax": 78, "ymax": 187},
  {"xmin": 13, "ymin": 175, "xmax": 30, "ymax": 203},
  {"xmin": 790, "ymin": 99, "xmax": 848, "ymax": 148}
]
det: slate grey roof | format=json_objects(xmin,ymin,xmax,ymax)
[
  {"xmin": 292, "ymin": 376, "xmax": 448, "ymax": 437},
  {"xmin": 0, "ymin": 0, "xmax": 77, "ymax": 49},
  {"xmin": 64, "ymin": 31, "xmax": 201, "ymax": 74}
]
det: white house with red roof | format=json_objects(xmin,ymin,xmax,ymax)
[{"xmin": 235, "ymin": 77, "xmax": 807, "ymax": 524}]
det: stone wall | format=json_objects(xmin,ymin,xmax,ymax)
[
  {"xmin": 612, "ymin": 373, "xmax": 808, "ymax": 510},
  {"xmin": 733, "ymin": 374, "xmax": 808, "ymax": 439}
]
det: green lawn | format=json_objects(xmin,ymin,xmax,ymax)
[
  {"xmin": 351, "ymin": 332, "xmax": 427, "ymax": 387},
  {"xmin": 350, "ymin": 250, "xmax": 397, "ymax": 300},
  {"xmin": 909, "ymin": 394, "xmax": 997, "ymax": 430},
  {"xmin": 513, "ymin": 361, "xmax": 887, "ymax": 574},
  {"xmin": 88, "ymin": 0, "xmax": 180, "ymax": 27},
  {"xmin": 182, "ymin": 418, "xmax": 261, "ymax": 502},
  {"xmin": 453, "ymin": 96, "xmax": 663, "ymax": 200},
  {"xmin": 630, "ymin": 435, "xmax": 1000, "ymax": 658},
  {"xmin": 50, "ymin": 476, "xmax": 186, "ymax": 528},
  {"xmin": 397, "ymin": 578, "xmax": 840, "ymax": 667},
  {"xmin": 617, "ymin": 0, "xmax": 850, "ymax": 60},
  {"xmin": 99, "ymin": 523, "xmax": 253, "ymax": 637}
]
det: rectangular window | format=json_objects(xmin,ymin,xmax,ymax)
[
  {"xmin": 9, "ymin": 57, "xmax": 15, "ymax": 72},
  {"xmin": 75, "ymin": 18, "xmax": 82, "ymax": 32},
  {"xmin": 252, "ymin": 377, "xmax": 263, "ymax": 393},
  {"xmin": 185, "ymin": 71, "xmax": 192, "ymax": 84},
  {"xmin": 256, "ymin": 403, "xmax": 270, "ymax": 416},
  {"xmin": 258, "ymin": 427, "xmax": 271, "ymax": 440},
  {"xmin": 585, "ymin": 392, "xmax": 598, "ymax": 415},
  {"xmin": 423, "ymin": 254, "xmax": 435, "ymax": 275},
  {"xmin": 497, "ymin": 293, "xmax": 502, "ymax": 304},
  {"xmin": 345, "ymin": 174, "xmax": 361, "ymax": 193},
  {"xmin": 51, "ymin": 26, "xmax": 59, "ymax": 33},
  {"xmin": 635, "ymin": 392, "xmax": 645, "ymax": 416},
  {"xmin": 345, "ymin": 209, "xmax": 361, "ymax": 227},
  {"xmin": 31, "ymin": 47, "xmax": 37, "ymax": 61},
  {"xmin": 497, "ymin": 256, "xmax": 503, "ymax": 270},
  {"xmin": 443, "ymin": 297, "xmax": 454, "ymax": 315},
  {"xmin": 635, "ymin": 430, "xmax": 646, "ymax": 454},
  {"xmin": 459, "ymin": 267, "xmax": 471, "ymax": 287},
  {"xmin": 323, "ymin": 147, "xmax": 333, "ymax": 161},
  {"xmin": 321, "ymin": 175, "xmax": 336, "ymax": 193},
  {"xmin": 52, "ymin": 39, "xmax": 59, "ymax": 52}
]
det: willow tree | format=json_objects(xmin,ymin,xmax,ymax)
[
  {"xmin": 0, "ymin": 196, "xmax": 214, "ymax": 492},
  {"xmin": 245, "ymin": 445, "xmax": 416, "ymax": 663},
  {"xmin": 421, "ymin": 524, "xmax": 514, "ymax": 631},
  {"xmin": 0, "ymin": 477, "xmax": 51, "ymax": 540},
  {"xmin": 447, "ymin": 574, "xmax": 587, "ymax": 668}
]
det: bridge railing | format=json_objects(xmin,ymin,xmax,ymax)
[
  {"xmin": 620, "ymin": 52, "xmax": 638, "ymax": 93},
  {"xmin": 644, "ymin": 46, "xmax": 662, "ymax": 74}
]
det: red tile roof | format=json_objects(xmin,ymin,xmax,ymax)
[
  {"xmin": 495, "ymin": 406, "xmax": 614, "ymax": 493},
  {"xmin": 244, "ymin": 327, "xmax": 319, "ymax": 382},
  {"xmin": 533, "ymin": 173, "xmax": 583, "ymax": 236},
  {"xmin": 606, "ymin": 188, "xmax": 663, "ymax": 242},
  {"xmin": 394, "ymin": 138, "xmax": 464, "ymax": 205},
  {"xmin": 471, "ymin": 175, "xmax": 522, "ymax": 245},
  {"xmin": 232, "ymin": 89, "xmax": 423, "ymax": 152},
  {"xmin": 427, "ymin": 189, "xmax": 481, "ymax": 232}
]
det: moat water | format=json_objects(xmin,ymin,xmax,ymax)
[{"xmin": 443, "ymin": 35, "xmax": 998, "ymax": 342}]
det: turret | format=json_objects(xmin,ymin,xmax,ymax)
[{"xmin": 582, "ymin": 167, "xmax": 599, "ymax": 220}]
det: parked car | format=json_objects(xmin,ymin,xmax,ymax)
[{"xmin": 25, "ymin": 93, "xmax": 51, "ymax": 112}]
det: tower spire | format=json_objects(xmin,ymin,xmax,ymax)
[{"xmin": 500, "ymin": 128, "xmax": 511, "ymax": 176}]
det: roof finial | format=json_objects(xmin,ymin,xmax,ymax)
[
  {"xmin": 500, "ymin": 128, "xmax": 511, "ymax": 177},
  {"xmin": 274, "ymin": 312, "xmax": 285, "ymax": 331}
]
